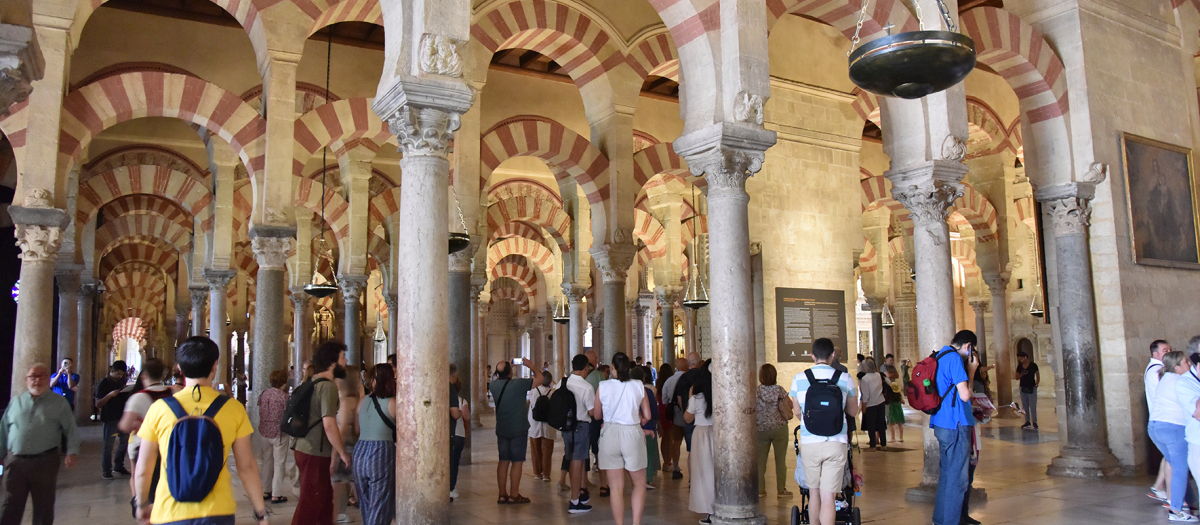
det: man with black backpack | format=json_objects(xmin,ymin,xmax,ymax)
[
  {"xmin": 788, "ymin": 338, "xmax": 858, "ymax": 525},
  {"xmin": 926, "ymin": 330, "xmax": 980, "ymax": 525},
  {"xmin": 287, "ymin": 341, "xmax": 351, "ymax": 525},
  {"xmin": 133, "ymin": 336, "xmax": 268, "ymax": 525},
  {"xmin": 555, "ymin": 354, "xmax": 596, "ymax": 514}
]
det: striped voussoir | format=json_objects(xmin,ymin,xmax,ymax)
[
  {"xmin": 489, "ymin": 285, "xmax": 531, "ymax": 316},
  {"xmin": 851, "ymin": 89, "xmax": 880, "ymax": 129},
  {"xmin": 960, "ymin": 7, "xmax": 1068, "ymax": 125},
  {"xmin": 488, "ymin": 237, "xmax": 557, "ymax": 276},
  {"xmin": 859, "ymin": 174, "xmax": 999, "ymax": 243},
  {"xmin": 480, "ymin": 115, "xmax": 609, "ymax": 205},
  {"xmin": 859, "ymin": 238, "xmax": 878, "ymax": 273},
  {"xmin": 626, "ymin": 32, "xmax": 680, "ymax": 81},
  {"xmin": 96, "ymin": 215, "xmax": 194, "ymax": 256},
  {"xmin": 294, "ymin": 177, "xmax": 350, "ymax": 241},
  {"xmin": 632, "ymin": 143, "xmax": 700, "ymax": 190},
  {"xmin": 488, "ymin": 222, "xmax": 550, "ymax": 247},
  {"xmin": 632, "ymin": 208, "xmax": 667, "ymax": 258},
  {"xmin": 307, "ymin": 0, "xmax": 381, "ymax": 35},
  {"xmin": 368, "ymin": 187, "xmax": 403, "ymax": 227},
  {"xmin": 76, "ymin": 164, "xmax": 215, "ymax": 232},
  {"xmin": 112, "ymin": 317, "xmax": 148, "ymax": 345},
  {"xmin": 766, "ymin": 0, "xmax": 918, "ymax": 41},
  {"xmin": 101, "ymin": 243, "xmax": 179, "ymax": 283},
  {"xmin": 491, "ymin": 262, "xmax": 541, "ymax": 301},
  {"xmin": 292, "ymin": 98, "xmax": 391, "ymax": 177},
  {"xmin": 486, "ymin": 195, "xmax": 573, "ymax": 253}
]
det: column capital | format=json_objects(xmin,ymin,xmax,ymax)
[
  {"xmin": 449, "ymin": 238, "xmax": 476, "ymax": 273},
  {"xmin": 656, "ymin": 287, "xmax": 682, "ymax": 307},
  {"xmin": 562, "ymin": 285, "xmax": 587, "ymax": 303},
  {"xmin": 289, "ymin": 287, "xmax": 312, "ymax": 307},
  {"xmin": 372, "ymin": 79, "xmax": 474, "ymax": 159},
  {"xmin": 189, "ymin": 286, "xmax": 208, "ymax": 303},
  {"xmin": 1036, "ymin": 181, "xmax": 1098, "ymax": 237},
  {"xmin": 983, "ymin": 273, "xmax": 1010, "ymax": 295},
  {"xmin": 863, "ymin": 296, "xmax": 886, "ymax": 313},
  {"xmin": 890, "ymin": 182, "xmax": 963, "ymax": 228},
  {"xmin": 338, "ymin": 274, "xmax": 369, "ymax": 300},
  {"xmin": 674, "ymin": 123, "xmax": 775, "ymax": 192},
  {"xmin": 249, "ymin": 226, "xmax": 295, "ymax": 270},
  {"xmin": 9, "ymin": 203, "xmax": 68, "ymax": 264},
  {"xmin": 634, "ymin": 304, "xmax": 650, "ymax": 317},
  {"xmin": 203, "ymin": 269, "xmax": 236, "ymax": 290},
  {"xmin": 0, "ymin": 23, "xmax": 41, "ymax": 116},
  {"xmin": 969, "ymin": 300, "xmax": 989, "ymax": 313},
  {"xmin": 590, "ymin": 242, "xmax": 637, "ymax": 283},
  {"xmin": 469, "ymin": 284, "xmax": 485, "ymax": 301},
  {"xmin": 79, "ymin": 282, "xmax": 98, "ymax": 300},
  {"xmin": 55, "ymin": 270, "xmax": 81, "ymax": 291}
]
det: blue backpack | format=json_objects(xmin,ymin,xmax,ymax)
[{"xmin": 161, "ymin": 395, "xmax": 229, "ymax": 502}]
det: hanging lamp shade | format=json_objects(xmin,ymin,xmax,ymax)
[
  {"xmin": 682, "ymin": 273, "xmax": 709, "ymax": 310},
  {"xmin": 304, "ymin": 281, "xmax": 339, "ymax": 298},
  {"xmin": 449, "ymin": 232, "xmax": 471, "ymax": 254},
  {"xmin": 552, "ymin": 300, "xmax": 570, "ymax": 324},
  {"xmin": 881, "ymin": 304, "xmax": 896, "ymax": 329},
  {"xmin": 1028, "ymin": 293, "xmax": 1044, "ymax": 318},
  {"xmin": 849, "ymin": 30, "xmax": 976, "ymax": 99}
]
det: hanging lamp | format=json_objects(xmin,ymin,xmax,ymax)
[
  {"xmin": 449, "ymin": 193, "xmax": 471, "ymax": 254},
  {"xmin": 681, "ymin": 186, "xmax": 709, "ymax": 310},
  {"xmin": 847, "ymin": 0, "xmax": 976, "ymax": 99},
  {"xmin": 552, "ymin": 297, "xmax": 570, "ymax": 324},
  {"xmin": 373, "ymin": 311, "xmax": 387, "ymax": 341},
  {"xmin": 304, "ymin": 31, "xmax": 340, "ymax": 299},
  {"xmin": 881, "ymin": 304, "xmax": 896, "ymax": 328}
]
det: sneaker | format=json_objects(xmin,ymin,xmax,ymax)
[
  {"xmin": 1021, "ymin": 423, "xmax": 1032, "ymax": 430},
  {"xmin": 450, "ymin": 490, "xmax": 459, "ymax": 499},
  {"xmin": 699, "ymin": 518, "xmax": 712, "ymax": 525},
  {"xmin": 102, "ymin": 472, "xmax": 114, "ymax": 480},
  {"xmin": 579, "ymin": 487, "xmax": 590, "ymax": 505},
  {"xmin": 336, "ymin": 514, "xmax": 352, "ymax": 523},
  {"xmin": 1169, "ymin": 511, "xmax": 1199, "ymax": 523},
  {"xmin": 672, "ymin": 470, "xmax": 684, "ymax": 480},
  {"xmin": 568, "ymin": 501, "xmax": 592, "ymax": 514},
  {"xmin": 1151, "ymin": 488, "xmax": 1171, "ymax": 502},
  {"xmin": 114, "ymin": 468, "xmax": 132, "ymax": 477},
  {"xmin": 1033, "ymin": 423, "xmax": 1039, "ymax": 429},
  {"xmin": 646, "ymin": 482, "xmax": 657, "ymax": 490}
]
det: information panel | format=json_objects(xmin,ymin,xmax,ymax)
[{"xmin": 775, "ymin": 288, "xmax": 847, "ymax": 362}]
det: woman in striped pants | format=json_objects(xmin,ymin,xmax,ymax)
[{"xmin": 354, "ymin": 364, "xmax": 397, "ymax": 525}]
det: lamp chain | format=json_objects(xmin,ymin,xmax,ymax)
[
  {"xmin": 848, "ymin": 0, "xmax": 870, "ymax": 57},
  {"xmin": 935, "ymin": 0, "xmax": 957, "ymax": 32}
]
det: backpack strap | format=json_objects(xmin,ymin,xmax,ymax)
[
  {"xmin": 162, "ymin": 396, "xmax": 188, "ymax": 419},
  {"xmin": 202, "ymin": 394, "xmax": 229, "ymax": 420},
  {"xmin": 829, "ymin": 369, "xmax": 842, "ymax": 385},
  {"xmin": 495, "ymin": 379, "xmax": 513, "ymax": 408},
  {"xmin": 804, "ymin": 369, "xmax": 817, "ymax": 384},
  {"xmin": 371, "ymin": 395, "xmax": 396, "ymax": 431},
  {"xmin": 561, "ymin": 377, "xmax": 570, "ymax": 391}
]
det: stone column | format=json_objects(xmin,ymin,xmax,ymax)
[
  {"xmin": 469, "ymin": 284, "xmax": 483, "ymax": 427},
  {"xmin": 375, "ymin": 79, "xmax": 473, "ymax": 525},
  {"xmin": 675, "ymin": 133, "xmax": 772, "ymax": 524},
  {"xmin": 175, "ymin": 308, "xmax": 189, "ymax": 347},
  {"xmin": 657, "ymin": 290, "xmax": 678, "ymax": 362},
  {"xmin": 55, "ymin": 271, "xmax": 80, "ymax": 368},
  {"xmin": 386, "ymin": 293, "xmax": 399, "ymax": 360},
  {"xmin": 970, "ymin": 300, "xmax": 988, "ymax": 365},
  {"xmin": 290, "ymin": 287, "xmax": 313, "ymax": 386},
  {"xmin": 564, "ymin": 286, "xmax": 586, "ymax": 357},
  {"xmin": 588, "ymin": 313, "xmax": 604, "ymax": 360},
  {"xmin": 205, "ymin": 270, "xmax": 235, "ymax": 389},
  {"xmin": 189, "ymin": 287, "xmax": 207, "ymax": 337},
  {"xmin": 9, "ymin": 203, "xmax": 67, "ymax": 398},
  {"xmin": 1038, "ymin": 184, "xmax": 1120, "ymax": 477},
  {"xmin": 250, "ymin": 228, "xmax": 294, "ymax": 420},
  {"xmin": 985, "ymin": 274, "xmax": 1013, "ymax": 406},
  {"xmin": 634, "ymin": 304, "xmax": 649, "ymax": 363},
  {"xmin": 339, "ymin": 274, "xmax": 368, "ymax": 367},
  {"xmin": 449, "ymin": 253, "xmax": 473, "ymax": 465},
  {"xmin": 684, "ymin": 306, "xmax": 698, "ymax": 355},
  {"xmin": 76, "ymin": 282, "xmax": 97, "ymax": 423},
  {"xmin": 865, "ymin": 298, "xmax": 885, "ymax": 364},
  {"xmin": 889, "ymin": 162, "xmax": 965, "ymax": 501},
  {"xmin": 592, "ymin": 243, "xmax": 635, "ymax": 364}
]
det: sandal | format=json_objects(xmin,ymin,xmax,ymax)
[
  {"xmin": 271, "ymin": 496, "xmax": 288, "ymax": 504},
  {"xmin": 509, "ymin": 495, "xmax": 531, "ymax": 504},
  {"xmin": 599, "ymin": 486, "xmax": 610, "ymax": 498},
  {"xmin": 497, "ymin": 495, "xmax": 510, "ymax": 504}
]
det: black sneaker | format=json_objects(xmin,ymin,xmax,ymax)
[
  {"xmin": 699, "ymin": 518, "xmax": 712, "ymax": 525},
  {"xmin": 1020, "ymin": 423, "xmax": 1032, "ymax": 430},
  {"xmin": 114, "ymin": 468, "xmax": 132, "ymax": 477},
  {"xmin": 579, "ymin": 487, "xmax": 590, "ymax": 505},
  {"xmin": 672, "ymin": 470, "xmax": 684, "ymax": 480},
  {"xmin": 1032, "ymin": 423, "xmax": 1039, "ymax": 430},
  {"xmin": 102, "ymin": 472, "xmax": 114, "ymax": 480},
  {"xmin": 962, "ymin": 516, "xmax": 982, "ymax": 525},
  {"xmin": 568, "ymin": 501, "xmax": 592, "ymax": 514}
]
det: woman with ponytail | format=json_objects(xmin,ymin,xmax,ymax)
[
  {"xmin": 593, "ymin": 352, "xmax": 652, "ymax": 525},
  {"xmin": 685, "ymin": 362, "xmax": 715, "ymax": 523}
]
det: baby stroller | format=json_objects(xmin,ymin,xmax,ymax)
[{"xmin": 790, "ymin": 425, "xmax": 862, "ymax": 525}]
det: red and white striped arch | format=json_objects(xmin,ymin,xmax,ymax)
[
  {"xmin": 859, "ymin": 174, "xmax": 913, "ymax": 235},
  {"xmin": 367, "ymin": 232, "xmax": 390, "ymax": 270},
  {"xmin": 487, "ymin": 237, "xmax": 556, "ymax": 276},
  {"xmin": 293, "ymin": 98, "xmax": 392, "ymax": 176},
  {"xmin": 111, "ymin": 317, "xmax": 148, "ymax": 345},
  {"xmin": 305, "ymin": 0, "xmax": 382, "ymax": 34},
  {"xmin": 294, "ymin": 177, "xmax": 350, "ymax": 241},
  {"xmin": 491, "ymin": 262, "xmax": 541, "ymax": 301},
  {"xmin": 489, "ymin": 286, "xmax": 530, "ymax": 316},
  {"xmin": 1013, "ymin": 196, "xmax": 1037, "ymax": 232},
  {"xmin": 368, "ymin": 187, "xmax": 402, "ymax": 227},
  {"xmin": 851, "ymin": 88, "xmax": 881, "ymax": 128},
  {"xmin": 627, "ymin": 31, "xmax": 680, "ymax": 81},
  {"xmin": 233, "ymin": 249, "xmax": 259, "ymax": 282},
  {"xmin": 633, "ymin": 208, "xmax": 667, "ymax": 258},
  {"xmin": 950, "ymin": 236, "xmax": 980, "ymax": 279},
  {"xmin": 100, "ymin": 195, "xmax": 195, "ymax": 233},
  {"xmin": 766, "ymin": 0, "xmax": 919, "ymax": 42},
  {"xmin": 489, "ymin": 221, "xmax": 550, "ymax": 247},
  {"xmin": 961, "ymin": 8, "xmax": 1068, "ymax": 126},
  {"xmin": 486, "ymin": 195, "xmax": 572, "ymax": 253},
  {"xmin": 77, "ymin": 165, "xmax": 214, "ymax": 231},
  {"xmin": 480, "ymin": 116, "xmax": 609, "ymax": 206},
  {"xmin": 472, "ymin": 0, "xmax": 625, "ymax": 91},
  {"xmin": 859, "ymin": 237, "xmax": 877, "ymax": 273},
  {"xmin": 57, "ymin": 72, "xmax": 265, "ymax": 181},
  {"xmin": 100, "ymin": 241, "xmax": 180, "ymax": 278},
  {"xmin": 632, "ymin": 142, "xmax": 702, "ymax": 189},
  {"xmin": 96, "ymin": 215, "xmax": 193, "ymax": 256}
]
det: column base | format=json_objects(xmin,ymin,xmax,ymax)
[
  {"xmin": 710, "ymin": 514, "xmax": 766, "ymax": 525},
  {"xmin": 906, "ymin": 482, "xmax": 987, "ymax": 504},
  {"xmin": 1046, "ymin": 445, "xmax": 1121, "ymax": 478}
]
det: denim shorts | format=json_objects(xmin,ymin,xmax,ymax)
[
  {"xmin": 563, "ymin": 422, "xmax": 591, "ymax": 461},
  {"xmin": 497, "ymin": 433, "xmax": 529, "ymax": 462}
]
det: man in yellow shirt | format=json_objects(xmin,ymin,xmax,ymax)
[{"xmin": 133, "ymin": 336, "xmax": 269, "ymax": 525}]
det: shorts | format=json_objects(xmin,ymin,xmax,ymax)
[
  {"xmin": 563, "ymin": 422, "xmax": 591, "ymax": 462},
  {"xmin": 497, "ymin": 433, "xmax": 529, "ymax": 462},
  {"xmin": 801, "ymin": 440, "xmax": 848, "ymax": 493},
  {"xmin": 598, "ymin": 423, "xmax": 647, "ymax": 471}
]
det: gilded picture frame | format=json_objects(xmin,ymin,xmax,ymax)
[{"xmin": 1121, "ymin": 133, "xmax": 1200, "ymax": 269}]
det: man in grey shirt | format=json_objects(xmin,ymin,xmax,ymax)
[{"xmin": 0, "ymin": 363, "xmax": 80, "ymax": 525}]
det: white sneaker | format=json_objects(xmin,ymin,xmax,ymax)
[
  {"xmin": 450, "ymin": 490, "xmax": 459, "ymax": 499},
  {"xmin": 1170, "ymin": 511, "xmax": 1199, "ymax": 523},
  {"xmin": 336, "ymin": 513, "xmax": 352, "ymax": 523}
]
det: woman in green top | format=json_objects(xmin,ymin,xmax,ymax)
[{"xmin": 353, "ymin": 364, "xmax": 396, "ymax": 525}]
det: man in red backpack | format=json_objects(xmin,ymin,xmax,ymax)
[
  {"xmin": 134, "ymin": 336, "xmax": 268, "ymax": 525},
  {"xmin": 930, "ymin": 330, "xmax": 980, "ymax": 525}
]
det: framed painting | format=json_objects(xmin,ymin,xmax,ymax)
[{"xmin": 1121, "ymin": 133, "xmax": 1200, "ymax": 269}]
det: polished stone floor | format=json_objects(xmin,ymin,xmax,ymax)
[{"xmin": 28, "ymin": 406, "xmax": 1165, "ymax": 524}]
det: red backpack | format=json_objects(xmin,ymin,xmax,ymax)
[{"xmin": 905, "ymin": 348, "xmax": 958, "ymax": 414}]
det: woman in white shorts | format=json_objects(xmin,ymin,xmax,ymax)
[{"xmin": 594, "ymin": 352, "xmax": 653, "ymax": 525}]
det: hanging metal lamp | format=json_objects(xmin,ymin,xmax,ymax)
[
  {"xmin": 304, "ymin": 32, "xmax": 341, "ymax": 300},
  {"xmin": 847, "ymin": 0, "xmax": 975, "ymax": 99},
  {"xmin": 881, "ymin": 304, "xmax": 896, "ymax": 328},
  {"xmin": 681, "ymin": 186, "xmax": 709, "ymax": 310},
  {"xmin": 552, "ymin": 298, "xmax": 570, "ymax": 324},
  {"xmin": 449, "ymin": 192, "xmax": 471, "ymax": 254}
]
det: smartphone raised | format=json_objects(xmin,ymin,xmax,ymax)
[{"xmin": 511, "ymin": 358, "xmax": 522, "ymax": 365}]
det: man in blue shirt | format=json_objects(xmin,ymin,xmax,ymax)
[
  {"xmin": 50, "ymin": 358, "xmax": 80, "ymax": 410},
  {"xmin": 929, "ymin": 330, "xmax": 979, "ymax": 525}
]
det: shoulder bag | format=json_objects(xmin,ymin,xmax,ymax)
[{"xmin": 777, "ymin": 385, "xmax": 794, "ymax": 421}]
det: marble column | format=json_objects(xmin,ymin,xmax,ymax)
[
  {"xmin": 76, "ymin": 282, "xmax": 97, "ymax": 423},
  {"xmin": 970, "ymin": 301, "xmax": 988, "ymax": 365},
  {"xmin": 175, "ymin": 308, "xmax": 189, "ymax": 347},
  {"xmin": 889, "ymin": 163, "xmax": 965, "ymax": 502},
  {"xmin": 592, "ymin": 244, "xmax": 635, "ymax": 364},
  {"xmin": 634, "ymin": 304, "xmax": 649, "ymax": 363},
  {"xmin": 469, "ymin": 284, "xmax": 484, "ymax": 428},
  {"xmin": 588, "ymin": 313, "xmax": 603, "ymax": 361},
  {"xmin": 205, "ymin": 269, "xmax": 235, "ymax": 389},
  {"xmin": 55, "ymin": 271, "xmax": 80, "ymax": 368},
  {"xmin": 189, "ymin": 287, "xmax": 207, "ymax": 337},
  {"xmin": 564, "ymin": 286, "xmax": 586, "ymax": 357},
  {"xmin": 684, "ymin": 307, "xmax": 698, "ymax": 355},
  {"xmin": 386, "ymin": 293, "xmax": 399, "ymax": 362},
  {"xmin": 865, "ymin": 299, "xmax": 885, "ymax": 364},
  {"xmin": 1038, "ymin": 184, "xmax": 1120, "ymax": 478},
  {"xmin": 657, "ymin": 290, "xmax": 678, "ymax": 362},
  {"xmin": 339, "ymin": 274, "xmax": 368, "ymax": 367},
  {"xmin": 375, "ymin": 80, "xmax": 472, "ymax": 525},
  {"xmin": 449, "ymin": 257, "xmax": 472, "ymax": 465},
  {"xmin": 9, "ymin": 204, "xmax": 68, "ymax": 398},
  {"xmin": 290, "ymin": 287, "xmax": 313, "ymax": 386},
  {"xmin": 675, "ymin": 134, "xmax": 772, "ymax": 524},
  {"xmin": 250, "ymin": 228, "xmax": 294, "ymax": 421},
  {"xmin": 985, "ymin": 274, "xmax": 1013, "ymax": 406}
]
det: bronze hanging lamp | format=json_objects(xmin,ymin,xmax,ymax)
[
  {"xmin": 881, "ymin": 303, "xmax": 896, "ymax": 328},
  {"xmin": 681, "ymin": 186, "xmax": 709, "ymax": 310},
  {"xmin": 304, "ymin": 31, "xmax": 340, "ymax": 299},
  {"xmin": 449, "ymin": 193, "xmax": 471, "ymax": 254},
  {"xmin": 552, "ymin": 297, "xmax": 570, "ymax": 324},
  {"xmin": 848, "ymin": 0, "xmax": 975, "ymax": 99}
]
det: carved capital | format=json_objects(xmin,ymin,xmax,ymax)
[
  {"xmin": 0, "ymin": 23, "xmax": 41, "ymax": 116},
  {"xmin": 251, "ymin": 235, "xmax": 292, "ymax": 270},
  {"xmin": 55, "ymin": 271, "xmax": 80, "ymax": 294},
  {"xmin": 449, "ymin": 239, "xmax": 476, "ymax": 273},
  {"xmin": 289, "ymin": 288, "xmax": 312, "ymax": 308},
  {"xmin": 687, "ymin": 147, "xmax": 765, "ymax": 192},
  {"xmin": 634, "ymin": 304, "xmax": 650, "ymax": 317},
  {"xmin": 983, "ymin": 273, "xmax": 1010, "ymax": 296},
  {"xmin": 863, "ymin": 296, "xmax": 885, "ymax": 313},
  {"xmin": 14, "ymin": 224, "xmax": 62, "ymax": 264},
  {"xmin": 562, "ymin": 285, "xmax": 587, "ymax": 303},
  {"xmin": 79, "ymin": 282, "xmax": 98, "ymax": 300},
  {"xmin": 674, "ymin": 124, "xmax": 775, "ymax": 193},
  {"xmin": 469, "ymin": 284, "xmax": 485, "ymax": 301},
  {"xmin": 656, "ymin": 287, "xmax": 682, "ymax": 307},
  {"xmin": 418, "ymin": 34, "xmax": 464, "ymax": 78},
  {"xmin": 590, "ymin": 242, "xmax": 637, "ymax": 283},
  {"xmin": 203, "ymin": 269, "xmax": 236, "ymax": 291},
  {"xmin": 969, "ymin": 300, "xmax": 989, "ymax": 314},
  {"xmin": 385, "ymin": 293, "xmax": 398, "ymax": 313},
  {"xmin": 338, "ymin": 274, "xmax": 369, "ymax": 300},
  {"xmin": 891, "ymin": 181, "xmax": 962, "ymax": 227},
  {"xmin": 189, "ymin": 287, "xmax": 208, "ymax": 306},
  {"xmin": 1043, "ymin": 197, "xmax": 1091, "ymax": 236},
  {"xmin": 372, "ymin": 79, "xmax": 473, "ymax": 159},
  {"xmin": 387, "ymin": 105, "xmax": 459, "ymax": 158}
]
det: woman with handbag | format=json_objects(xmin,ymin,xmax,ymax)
[
  {"xmin": 755, "ymin": 364, "xmax": 793, "ymax": 498},
  {"xmin": 353, "ymin": 364, "xmax": 396, "ymax": 525},
  {"xmin": 858, "ymin": 358, "xmax": 888, "ymax": 450}
]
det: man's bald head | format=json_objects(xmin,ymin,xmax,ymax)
[
  {"xmin": 585, "ymin": 350, "xmax": 598, "ymax": 367},
  {"xmin": 687, "ymin": 352, "xmax": 701, "ymax": 369},
  {"xmin": 25, "ymin": 364, "xmax": 50, "ymax": 397}
]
